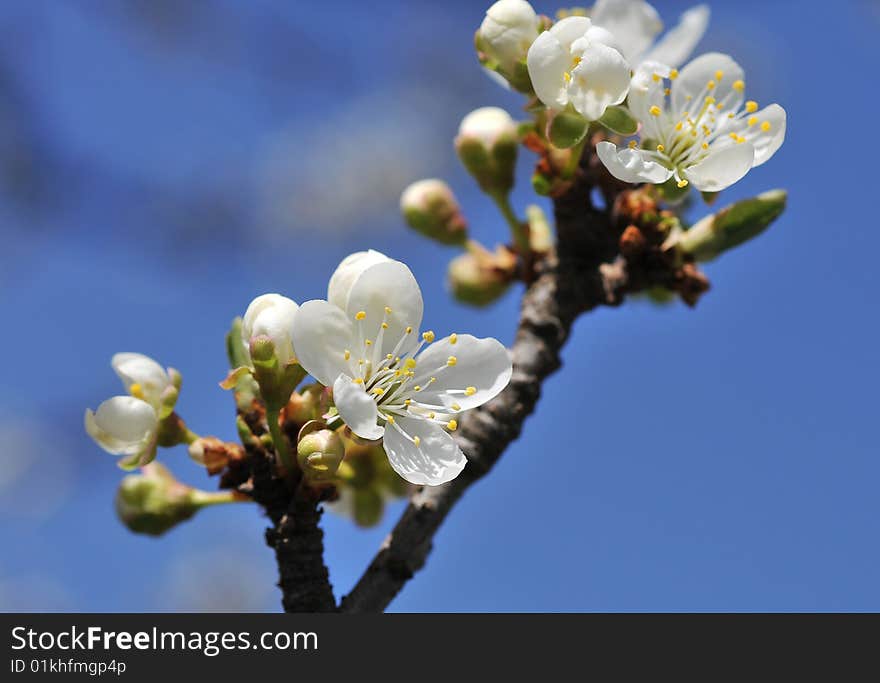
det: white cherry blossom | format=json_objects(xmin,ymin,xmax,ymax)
[
  {"xmin": 590, "ymin": 0, "xmax": 710, "ymax": 72},
  {"xmin": 478, "ymin": 0, "xmax": 541, "ymax": 73},
  {"xmin": 526, "ymin": 16, "xmax": 631, "ymax": 121},
  {"xmin": 597, "ymin": 53, "xmax": 786, "ymax": 192},
  {"xmin": 291, "ymin": 252, "xmax": 512, "ymax": 486},
  {"xmin": 86, "ymin": 352, "xmax": 180, "ymax": 469}
]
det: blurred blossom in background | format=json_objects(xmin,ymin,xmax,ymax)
[{"xmin": 0, "ymin": 0, "xmax": 879, "ymax": 611}]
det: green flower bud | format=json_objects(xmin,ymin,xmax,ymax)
[
  {"xmin": 455, "ymin": 107, "xmax": 518, "ymax": 196},
  {"xmin": 297, "ymin": 429, "xmax": 345, "ymax": 481},
  {"xmin": 400, "ymin": 179, "xmax": 468, "ymax": 246},
  {"xmin": 353, "ymin": 489, "xmax": 384, "ymax": 528},
  {"xmin": 547, "ymin": 110, "xmax": 589, "ymax": 149},
  {"xmin": 676, "ymin": 190, "xmax": 787, "ymax": 262},
  {"xmin": 447, "ymin": 246, "xmax": 516, "ymax": 307}
]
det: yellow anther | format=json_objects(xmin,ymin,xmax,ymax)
[
  {"xmin": 715, "ymin": 70, "xmax": 724, "ymax": 81},
  {"xmin": 405, "ymin": 399, "xmax": 412, "ymax": 406},
  {"xmin": 707, "ymin": 80, "xmax": 716, "ymax": 90},
  {"xmin": 414, "ymin": 385, "xmax": 421, "ymax": 392},
  {"xmin": 748, "ymin": 116, "xmax": 758, "ymax": 127},
  {"xmin": 677, "ymin": 179, "xmax": 689, "ymax": 188},
  {"xmin": 355, "ymin": 311, "xmax": 366, "ymax": 321},
  {"xmin": 422, "ymin": 331, "xmax": 435, "ymax": 343},
  {"xmin": 447, "ymin": 356, "xmax": 457, "ymax": 366},
  {"xmin": 563, "ymin": 71, "xmax": 572, "ymax": 83},
  {"xmin": 344, "ymin": 350, "xmax": 351, "ymax": 361},
  {"xmin": 371, "ymin": 387, "xmax": 384, "ymax": 395},
  {"xmin": 656, "ymin": 144, "xmax": 665, "ymax": 152},
  {"xmin": 701, "ymin": 142, "xmax": 709, "ymax": 150},
  {"xmin": 405, "ymin": 326, "xmax": 413, "ymax": 334},
  {"xmin": 395, "ymin": 370, "xmax": 402, "ymax": 377},
  {"xmin": 130, "ymin": 383, "xmax": 144, "ymax": 399},
  {"xmin": 571, "ymin": 56, "xmax": 581, "ymax": 68},
  {"xmin": 669, "ymin": 69, "xmax": 679, "ymax": 80},
  {"xmin": 365, "ymin": 339, "xmax": 373, "ymax": 346},
  {"xmin": 729, "ymin": 133, "xmax": 739, "ymax": 141},
  {"xmin": 465, "ymin": 386, "xmax": 477, "ymax": 396},
  {"xmin": 746, "ymin": 101, "xmax": 758, "ymax": 113},
  {"xmin": 675, "ymin": 122, "xmax": 683, "ymax": 131},
  {"xmin": 429, "ymin": 376, "xmax": 436, "ymax": 383},
  {"xmin": 447, "ymin": 419, "xmax": 458, "ymax": 431},
  {"xmin": 761, "ymin": 121, "xmax": 772, "ymax": 132},
  {"xmin": 384, "ymin": 306, "xmax": 392, "ymax": 314},
  {"xmin": 386, "ymin": 415, "xmax": 395, "ymax": 425},
  {"xmin": 428, "ymin": 412, "xmax": 436, "ymax": 419},
  {"xmin": 652, "ymin": 73, "xmax": 661, "ymax": 82},
  {"xmin": 649, "ymin": 105, "xmax": 661, "ymax": 117},
  {"xmin": 413, "ymin": 436, "xmax": 421, "ymax": 447},
  {"xmin": 358, "ymin": 358, "xmax": 365, "ymax": 365},
  {"xmin": 451, "ymin": 403, "xmax": 461, "ymax": 411},
  {"xmin": 404, "ymin": 358, "xmax": 417, "ymax": 369},
  {"xmin": 732, "ymin": 79, "xmax": 745, "ymax": 92},
  {"xmin": 449, "ymin": 333, "xmax": 458, "ymax": 345},
  {"xmin": 704, "ymin": 96, "xmax": 716, "ymax": 105},
  {"xmin": 628, "ymin": 140, "xmax": 638, "ymax": 149},
  {"xmin": 386, "ymin": 353, "xmax": 393, "ymax": 360},
  {"xmin": 381, "ymin": 322, "xmax": 389, "ymax": 329},
  {"xmin": 664, "ymin": 88, "xmax": 671, "ymax": 96},
  {"xmin": 354, "ymin": 378, "xmax": 364, "ymax": 385}
]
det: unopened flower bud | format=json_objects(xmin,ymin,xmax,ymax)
[
  {"xmin": 241, "ymin": 294, "xmax": 299, "ymax": 367},
  {"xmin": 353, "ymin": 489, "xmax": 384, "ymax": 528},
  {"xmin": 297, "ymin": 429, "xmax": 345, "ymax": 481},
  {"xmin": 114, "ymin": 463, "xmax": 193, "ymax": 536},
  {"xmin": 455, "ymin": 107, "xmax": 518, "ymax": 196},
  {"xmin": 400, "ymin": 179, "xmax": 468, "ymax": 246},
  {"xmin": 674, "ymin": 190, "xmax": 787, "ymax": 262},
  {"xmin": 476, "ymin": 0, "xmax": 540, "ymax": 91},
  {"xmin": 448, "ymin": 246, "xmax": 516, "ymax": 307}
]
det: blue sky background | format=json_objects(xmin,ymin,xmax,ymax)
[{"xmin": 0, "ymin": 0, "xmax": 877, "ymax": 611}]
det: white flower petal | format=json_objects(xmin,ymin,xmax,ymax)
[
  {"xmin": 672, "ymin": 52, "xmax": 744, "ymax": 116},
  {"xmin": 479, "ymin": 0, "xmax": 540, "ymax": 71},
  {"xmin": 327, "ymin": 250, "xmax": 390, "ymax": 311},
  {"xmin": 85, "ymin": 396, "xmax": 158, "ymax": 456},
  {"xmin": 548, "ymin": 15, "xmax": 593, "ymax": 47},
  {"xmin": 628, "ymin": 60, "xmax": 670, "ymax": 123},
  {"xmin": 746, "ymin": 104, "xmax": 786, "ymax": 167},
  {"xmin": 346, "ymin": 260, "xmax": 424, "ymax": 359},
  {"xmin": 242, "ymin": 293, "xmax": 300, "ymax": 366},
  {"xmin": 597, "ymin": 141, "xmax": 673, "ymax": 184},
  {"xmin": 111, "ymin": 352, "xmax": 170, "ymax": 407},
  {"xmin": 642, "ymin": 5, "xmax": 709, "ymax": 69},
  {"xmin": 567, "ymin": 41, "xmax": 632, "ymax": 120},
  {"xmin": 590, "ymin": 0, "xmax": 662, "ymax": 63},
  {"xmin": 527, "ymin": 28, "xmax": 572, "ymax": 110},
  {"xmin": 333, "ymin": 375, "xmax": 384, "ymax": 441},
  {"xmin": 585, "ymin": 25, "xmax": 623, "ymax": 55},
  {"xmin": 290, "ymin": 300, "xmax": 355, "ymax": 386},
  {"xmin": 685, "ymin": 142, "xmax": 755, "ymax": 192},
  {"xmin": 411, "ymin": 334, "xmax": 512, "ymax": 412},
  {"xmin": 382, "ymin": 415, "xmax": 466, "ymax": 486}
]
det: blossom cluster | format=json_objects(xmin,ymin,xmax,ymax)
[{"xmin": 474, "ymin": 0, "xmax": 785, "ymax": 193}]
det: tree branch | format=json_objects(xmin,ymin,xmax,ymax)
[{"xmin": 339, "ymin": 159, "xmax": 637, "ymax": 613}]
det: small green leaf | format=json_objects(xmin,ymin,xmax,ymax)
[{"xmin": 599, "ymin": 105, "xmax": 639, "ymax": 136}]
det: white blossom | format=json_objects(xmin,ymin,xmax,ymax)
[
  {"xmin": 457, "ymin": 107, "xmax": 518, "ymax": 149},
  {"xmin": 241, "ymin": 293, "xmax": 300, "ymax": 366},
  {"xmin": 85, "ymin": 396, "xmax": 159, "ymax": 470},
  {"xmin": 526, "ymin": 16, "xmax": 631, "ymax": 121},
  {"xmin": 478, "ymin": 0, "xmax": 541, "ymax": 73},
  {"xmin": 86, "ymin": 353, "xmax": 178, "ymax": 469},
  {"xmin": 597, "ymin": 53, "xmax": 786, "ymax": 192},
  {"xmin": 590, "ymin": 0, "xmax": 710, "ymax": 72},
  {"xmin": 291, "ymin": 252, "xmax": 512, "ymax": 486}
]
